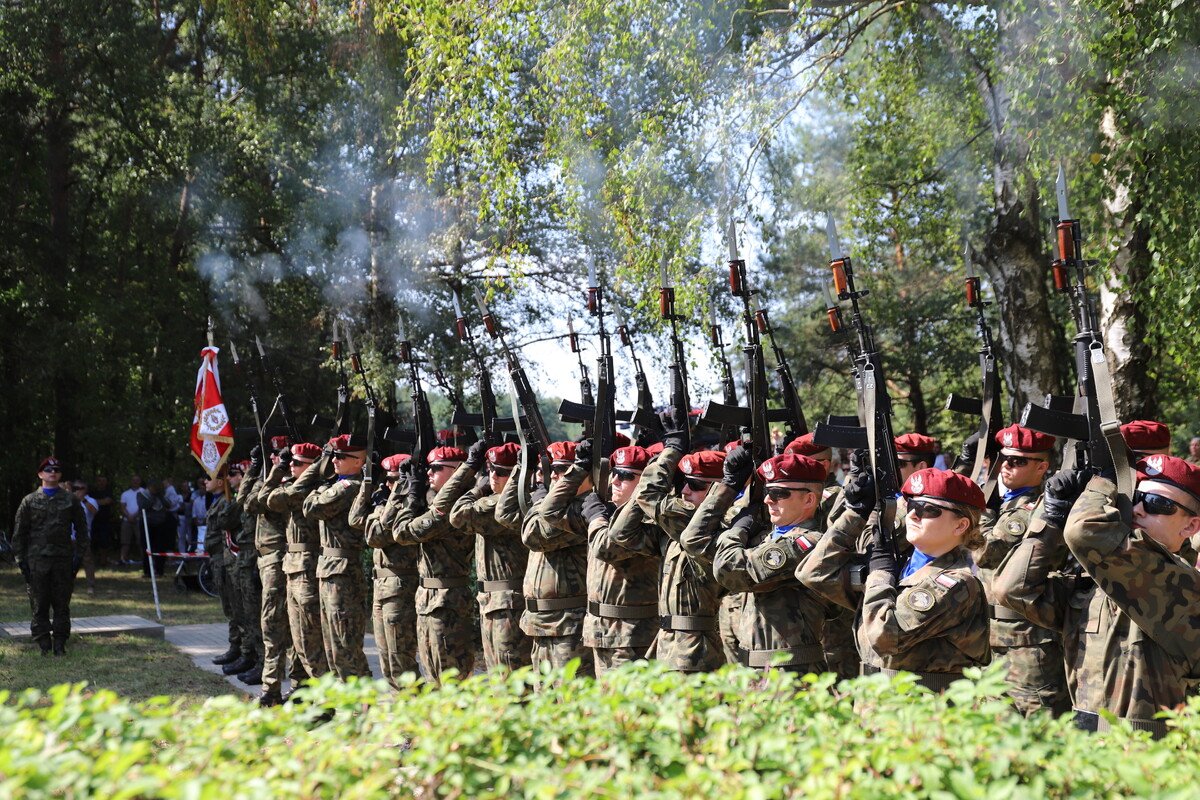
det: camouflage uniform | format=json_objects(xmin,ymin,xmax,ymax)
[
  {"xmin": 973, "ymin": 487, "xmax": 1069, "ymax": 716},
  {"xmin": 251, "ymin": 464, "xmax": 302, "ymax": 697},
  {"xmin": 12, "ymin": 488, "xmax": 89, "ymax": 651},
  {"xmin": 502, "ymin": 467, "xmax": 592, "ymax": 676},
  {"xmin": 392, "ymin": 464, "xmax": 478, "ymax": 681},
  {"xmin": 303, "ymin": 468, "xmax": 370, "ymax": 680},
  {"xmin": 817, "ymin": 480, "xmax": 860, "ymax": 680},
  {"xmin": 205, "ymin": 492, "xmax": 243, "ymax": 658},
  {"xmin": 265, "ymin": 462, "xmax": 329, "ymax": 682},
  {"xmin": 626, "ymin": 446, "xmax": 725, "ymax": 672},
  {"xmin": 351, "ymin": 478, "xmax": 418, "ymax": 688},
  {"xmin": 233, "ymin": 469, "xmax": 263, "ymax": 666},
  {"xmin": 450, "ymin": 475, "xmax": 531, "ymax": 672},
  {"xmin": 712, "ymin": 508, "xmax": 829, "ymax": 674},
  {"xmin": 995, "ymin": 477, "xmax": 1200, "ymax": 736}
]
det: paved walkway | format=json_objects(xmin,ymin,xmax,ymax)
[
  {"xmin": 165, "ymin": 623, "xmax": 385, "ymax": 695},
  {"xmin": 1, "ymin": 614, "xmax": 164, "ymax": 640}
]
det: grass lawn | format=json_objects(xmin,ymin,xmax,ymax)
[
  {"xmin": 0, "ymin": 634, "xmax": 237, "ymax": 704},
  {"xmin": 0, "ymin": 564, "xmax": 226, "ymax": 627}
]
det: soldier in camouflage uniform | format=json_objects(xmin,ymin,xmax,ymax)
[
  {"xmin": 12, "ymin": 456, "xmax": 89, "ymax": 656},
  {"xmin": 573, "ymin": 444, "xmax": 661, "ymax": 676},
  {"xmin": 265, "ymin": 441, "xmax": 329, "ymax": 687},
  {"xmin": 205, "ymin": 468, "xmax": 243, "ymax": 668},
  {"xmin": 621, "ymin": 424, "xmax": 728, "ymax": 672},
  {"xmin": 350, "ymin": 453, "xmax": 419, "ymax": 688},
  {"xmin": 250, "ymin": 436, "xmax": 303, "ymax": 705},
  {"xmin": 232, "ymin": 454, "xmax": 264, "ymax": 685},
  {"xmin": 971, "ymin": 424, "xmax": 1068, "ymax": 716},
  {"xmin": 507, "ymin": 440, "xmax": 593, "ymax": 676},
  {"xmin": 802, "ymin": 465, "xmax": 990, "ymax": 690},
  {"xmin": 714, "ymin": 440, "xmax": 748, "ymax": 666},
  {"xmin": 392, "ymin": 445, "xmax": 477, "ymax": 682},
  {"xmin": 712, "ymin": 452, "xmax": 832, "ymax": 674},
  {"xmin": 302, "ymin": 435, "xmax": 370, "ymax": 680},
  {"xmin": 449, "ymin": 441, "xmax": 531, "ymax": 672},
  {"xmin": 995, "ymin": 456, "xmax": 1200, "ymax": 738}
]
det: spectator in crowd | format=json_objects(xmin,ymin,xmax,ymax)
[
  {"xmin": 1188, "ymin": 437, "xmax": 1200, "ymax": 465},
  {"xmin": 71, "ymin": 481, "xmax": 98, "ymax": 595},
  {"xmin": 191, "ymin": 477, "xmax": 214, "ymax": 552},
  {"xmin": 90, "ymin": 476, "xmax": 114, "ymax": 566},
  {"xmin": 138, "ymin": 481, "xmax": 174, "ymax": 576},
  {"xmin": 119, "ymin": 475, "xmax": 148, "ymax": 566},
  {"xmin": 177, "ymin": 481, "xmax": 194, "ymax": 552}
]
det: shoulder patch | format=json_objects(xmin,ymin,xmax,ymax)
[
  {"xmin": 1005, "ymin": 520, "xmax": 1026, "ymax": 534},
  {"xmin": 934, "ymin": 573, "xmax": 960, "ymax": 589},
  {"xmin": 762, "ymin": 545, "xmax": 786, "ymax": 570},
  {"xmin": 794, "ymin": 534, "xmax": 815, "ymax": 553},
  {"xmin": 1023, "ymin": 502, "xmax": 1037, "ymax": 511},
  {"xmin": 905, "ymin": 589, "xmax": 935, "ymax": 612}
]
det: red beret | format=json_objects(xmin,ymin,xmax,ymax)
[
  {"xmin": 784, "ymin": 433, "xmax": 832, "ymax": 458},
  {"xmin": 995, "ymin": 424, "xmax": 1055, "ymax": 455},
  {"xmin": 645, "ymin": 441, "xmax": 665, "ymax": 457},
  {"xmin": 428, "ymin": 446, "xmax": 466, "ymax": 466},
  {"xmin": 679, "ymin": 450, "xmax": 725, "ymax": 481},
  {"xmin": 486, "ymin": 442, "xmax": 521, "ymax": 468},
  {"xmin": 1137, "ymin": 455, "xmax": 1200, "ymax": 504},
  {"xmin": 614, "ymin": 432, "xmax": 631, "ymax": 448},
  {"xmin": 895, "ymin": 433, "xmax": 939, "ymax": 458},
  {"xmin": 757, "ymin": 453, "xmax": 825, "ymax": 485},
  {"xmin": 38, "ymin": 456, "xmax": 61, "ymax": 472},
  {"xmin": 270, "ymin": 435, "xmax": 291, "ymax": 450},
  {"xmin": 229, "ymin": 460, "xmax": 251, "ymax": 474},
  {"xmin": 1122, "ymin": 420, "xmax": 1171, "ymax": 453},
  {"xmin": 381, "ymin": 453, "xmax": 411, "ymax": 474},
  {"xmin": 328, "ymin": 434, "xmax": 366, "ymax": 454},
  {"xmin": 723, "ymin": 440, "xmax": 741, "ymax": 453},
  {"xmin": 611, "ymin": 446, "xmax": 649, "ymax": 471},
  {"xmin": 436, "ymin": 428, "xmax": 458, "ymax": 445},
  {"xmin": 290, "ymin": 442, "xmax": 321, "ymax": 463},
  {"xmin": 547, "ymin": 440, "xmax": 577, "ymax": 464},
  {"xmin": 902, "ymin": 467, "xmax": 985, "ymax": 510}
]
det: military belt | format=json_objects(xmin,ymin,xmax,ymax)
[
  {"xmin": 256, "ymin": 545, "xmax": 283, "ymax": 557},
  {"xmin": 321, "ymin": 547, "xmax": 361, "ymax": 560},
  {"xmin": 1073, "ymin": 708, "xmax": 1168, "ymax": 740},
  {"xmin": 421, "ymin": 576, "xmax": 471, "ymax": 589},
  {"xmin": 588, "ymin": 601, "xmax": 658, "ymax": 620},
  {"xmin": 659, "ymin": 614, "xmax": 717, "ymax": 632},
  {"xmin": 861, "ymin": 664, "xmax": 963, "ymax": 692},
  {"xmin": 525, "ymin": 595, "xmax": 586, "ymax": 612},
  {"xmin": 741, "ymin": 644, "xmax": 825, "ymax": 669},
  {"xmin": 990, "ymin": 604, "xmax": 1026, "ymax": 622},
  {"xmin": 286, "ymin": 542, "xmax": 319, "ymax": 553},
  {"xmin": 481, "ymin": 579, "xmax": 522, "ymax": 593},
  {"xmin": 375, "ymin": 567, "xmax": 418, "ymax": 580}
]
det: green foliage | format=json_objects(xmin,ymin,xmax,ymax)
[{"xmin": 6, "ymin": 662, "xmax": 1200, "ymax": 797}]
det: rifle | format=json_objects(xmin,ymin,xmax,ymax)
[
  {"xmin": 1018, "ymin": 165, "xmax": 1132, "ymax": 498},
  {"xmin": 343, "ymin": 325, "xmax": 400, "ymax": 447},
  {"xmin": 586, "ymin": 258, "xmax": 619, "ymax": 499},
  {"xmin": 254, "ymin": 335, "xmax": 301, "ymax": 445},
  {"xmin": 473, "ymin": 286, "xmax": 553, "ymax": 513},
  {"xmin": 753, "ymin": 295, "xmax": 809, "ymax": 445},
  {"xmin": 229, "ymin": 340, "xmax": 268, "ymax": 459},
  {"xmin": 942, "ymin": 239, "xmax": 1003, "ymax": 499},
  {"xmin": 450, "ymin": 290, "xmax": 517, "ymax": 441},
  {"xmin": 397, "ymin": 328, "xmax": 437, "ymax": 473},
  {"xmin": 557, "ymin": 314, "xmax": 596, "ymax": 439},
  {"xmin": 659, "ymin": 255, "xmax": 691, "ymax": 443},
  {"xmin": 812, "ymin": 216, "xmax": 903, "ymax": 566},
  {"xmin": 613, "ymin": 300, "xmax": 661, "ymax": 440},
  {"xmin": 697, "ymin": 302, "xmax": 740, "ymax": 445},
  {"xmin": 310, "ymin": 319, "xmax": 352, "ymax": 438},
  {"xmin": 431, "ymin": 362, "xmax": 477, "ymax": 447}
]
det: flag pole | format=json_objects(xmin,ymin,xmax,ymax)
[{"xmin": 142, "ymin": 510, "xmax": 163, "ymax": 621}]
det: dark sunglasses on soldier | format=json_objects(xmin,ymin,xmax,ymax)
[
  {"xmin": 683, "ymin": 478, "xmax": 710, "ymax": 492},
  {"xmin": 1134, "ymin": 490, "xmax": 1198, "ymax": 517},
  {"xmin": 427, "ymin": 464, "xmax": 451, "ymax": 474},
  {"xmin": 999, "ymin": 455, "xmax": 1044, "ymax": 468},
  {"xmin": 549, "ymin": 463, "xmax": 572, "ymax": 475},
  {"xmin": 765, "ymin": 486, "xmax": 812, "ymax": 501},
  {"xmin": 611, "ymin": 468, "xmax": 640, "ymax": 483},
  {"xmin": 907, "ymin": 498, "xmax": 967, "ymax": 520},
  {"xmin": 488, "ymin": 465, "xmax": 512, "ymax": 476},
  {"xmin": 42, "ymin": 466, "xmax": 62, "ymax": 473}
]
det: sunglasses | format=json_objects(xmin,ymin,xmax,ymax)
[
  {"xmin": 1134, "ymin": 490, "xmax": 1198, "ymax": 517},
  {"xmin": 428, "ymin": 464, "xmax": 451, "ymax": 474},
  {"xmin": 611, "ymin": 468, "xmax": 641, "ymax": 483},
  {"xmin": 683, "ymin": 478, "xmax": 711, "ymax": 492},
  {"xmin": 488, "ymin": 465, "xmax": 512, "ymax": 476},
  {"xmin": 765, "ymin": 486, "xmax": 812, "ymax": 501},
  {"xmin": 999, "ymin": 455, "xmax": 1045, "ymax": 468},
  {"xmin": 906, "ymin": 498, "xmax": 967, "ymax": 520},
  {"xmin": 550, "ymin": 463, "xmax": 571, "ymax": 475},
  {"xmin": 43, "ymin": 467, "xmax": 62, "ymax": 474},
  {"xmin": 331, "ymin": 452, "xmax": 362, "ymax": 460}
]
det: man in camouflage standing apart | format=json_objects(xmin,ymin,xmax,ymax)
[
  {"xmin": 266, "ymin": 441, "xmax": 329, "ymax": 687},
  {"xmin": 208, "ymin": 463, "xmax": 248, "ymax": 675},
  {"xmin": 232, "ymin": 453, "xmax": 264, "ymax": 685},
  {"xmin": 13, "ymin": 456, "xmax": 89, "ymax": 656},
  {"xmin": 303, "ymin": 434, "xmax": 370, "ymax": 680}
]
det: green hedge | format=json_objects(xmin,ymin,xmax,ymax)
[{"xmin": 3, "ymin": 662, "xmax": 1199, "ymax": 798}]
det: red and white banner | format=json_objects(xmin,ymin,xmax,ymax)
[{"xmin": 190, "ymin": 346, "xmax": 234, "ymax": 478}]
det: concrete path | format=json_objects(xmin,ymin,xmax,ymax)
[
  {"xmin": 165, "ymin": 623, "xmax": 384, "ymax": 695},
  {"xmin": 1, "ymin": 614, "xmax": 164, "ymax": 640}
]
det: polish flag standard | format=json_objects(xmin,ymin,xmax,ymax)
[{"xmin": 191, "ymin": 346, "xmax": 235, "ymax": 478}]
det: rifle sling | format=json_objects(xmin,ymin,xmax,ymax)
[
  {"xmin": 863, "ymin": 365, "xmax": 898, "ymax": 560},
  {"xmin": 972, "ymin": 355, "xmax": 996, "ymax": 495},
  {"xmin": 1089, "ymin": 344, "xmax": 1135, "ymax": 507}
]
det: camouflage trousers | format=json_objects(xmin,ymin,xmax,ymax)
[
  {"xmin": 26, "ymin": 558, "xmax": 74, "ymax": 647},
  {"xmin": 647, "ymin": 629, "xmax": 726, "ymax": 673},
  {"xmin": 285, "ymin": 566, "xmax": 328, "ymax": 681},
  {"xmin": 593, "ymin": 646, "xmax": 643, "ymax": 678},
  {"xmin": 480, "ymin": 608, "xmax": 532, "ymax": 672},
  {"xmin": 258, "ymin": 557, "xmax": 293, "ymax": 695},
  {"xmin": 719, "ymin": 594, "xmax": 744, "ymax": 665},
  {"xmin": 372, "ymin": 578, "xmax": 418, "ymax": 689},
  {"xmin": 530, "ymin": 631, "xmax": 594, "ymax": 678},
  {"xmin": 234, "ymin": 552, "xmax": 263, "ymax": 661},
  {"xmin": 996, "ymin": 643, "xmax": 1071, "ymax": 717},
  {"xmin": 417, "ymin": 607, "xmax": 475, "ymax": 682},
  {"xmin": 212, "ymin": 550, "xmax": 242, "ymax": 654},
  {"xmin": 319, "ymin": 571, "xmax": 370, "ymax": 680},
  {"xmin": 822, "ymin": 605, "xmax": 861, "ymax": 681}
]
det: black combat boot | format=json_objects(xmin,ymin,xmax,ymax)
[
  {"xmin": 52, "ymin": 640, "xmax": 66, "ymax": 656},
  {"xmin": 222, "ymin": 655, "xmax": 254, "ymax": 675},
  {"xmin": 212, "ymin": 646, "xmax": 240, "ymax": 665},
  {"xmin": 237, "ymin": 662, "xmax": 263, "ymax": 685},
  {"xmin": 258, "ymin": 691, "xmax": 283, "ymax": 707},
  {"xmin": 37, "ymin": 639, "xmax": 52, "ymax": 656}
]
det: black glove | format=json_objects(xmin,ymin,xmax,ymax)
[
  {"xmin": 249, "ymin": 444, "xmax": 263, "ymax": 468},
  {"xmin": 1042, "ymin": 468, "xmax": 1091, "ymax": 528},
  {"xmin": 407, "ymin": 465, "xmax": 429, "ymax": 508},
  {"xmin": 842, "ymin": 449, "xmax": 877, "ymax": 516},
  {"xmin": 278, "ymin": 446, "xmax": 293, "ymax": 465},
  {"xmin": 658, "ymin": 409, "xmax": 689, "ymax": 452},
  {"xmin": 959, "ymin": 431, "xmax": 980, "ymax": 466},
  {"xmin": 394, "ymin": 459, "xmax": 414, "ymax": 498},
  {"xmin": 18, "ymin": 561, "xmax": 30, "ymax": 583},
  {"xmin": 580, "ymin": 492, "xmax": 611, "ymax": 524},
  {"xmin": 466, "ymin": 438, "xmax": 490, "ymax": 472},
  {"xmin": 867, "ymin": 526, "xmax": 899, "ymax": 578},
  {"xmin": 634, "ymin": 427, "xmax": 662, "ymax": 448},
  {"xmin": 722, "ymin": 445, "xmax": 754, "ymax": 488},
  {"xmin": 574, "ymin": 439, "xmax": 594, "ymax": 472}
]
